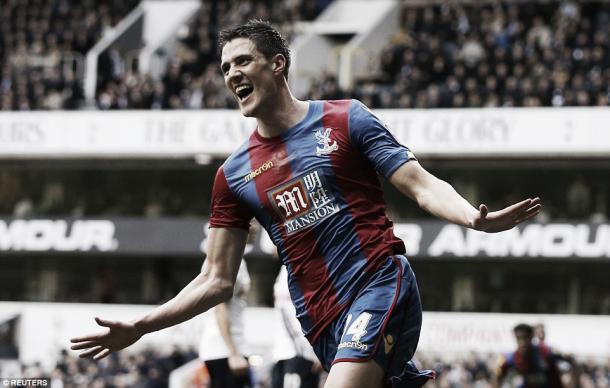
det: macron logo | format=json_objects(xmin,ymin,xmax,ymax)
[{"xmin": 244, "ymin": 160, "xmax": 274, "ymax": 182}]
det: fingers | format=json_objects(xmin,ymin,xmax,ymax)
[
  {"xmin": 93, "ymin": 348, "xmax": 112, "ymax": 360},
  {"xmin": 70, "ymin": 333, "xmax": 102, "ymax": 343},
  {"xmin": 476, "ymin": 197, "xmax": 542, "ymax": 232},
  {"xmin": 77, "ymin": 345, "xmax": 103, "ymax": 358},
  {"xmin": 501, "ymin": 197, "xmax": 543, "ymax": 219},
  {"xmin": 479, "ymin": 204, "xmax": 489, "ymax": 219},
  {"xmin": 71, "ymin": 317, "xmax": 124, "ymax": 360},
  {"xmin": 512, "ymin": 198, "xmax": 542, "ymax": 222},
  {"xmin": 514, "ymin": 203, "xmax": 543, "ymax": 224},
  {"xmin": 504, "ymin": 198, "xmax": 535, "ymax": 214},
  {"xmin": 95, "ymin": 317, "xmax": 117, "ymax": 328},
  {"xmin": 70, "ymin": 340, "xmax": 99, "ymax": 351},
  {"xmin": 70, "ymin": 317, "xmax": 111, "ymax": 343},
  {"xmin": 78, "ymin": 345, "xmax": 111, "ymax": 360}
]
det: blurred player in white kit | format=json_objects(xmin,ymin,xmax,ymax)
[
  {"xmin": 199, "ymin": 259, "xmax": 252, "ymax": 388},
  {"xmin": 272, "ymin": 266, "xmax": 323, "ymax": 388}
]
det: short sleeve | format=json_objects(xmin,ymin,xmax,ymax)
[
  {"xmin": 348, "ymin": 99, "xmax": 416, "ymax": 178},
  {"xmin": 209, "ymin": 166, "xmax": 253, "ymax": 230}
]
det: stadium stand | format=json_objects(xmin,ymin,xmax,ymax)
[
  {"xmin": 4, "ymin": 1, "xmax": 608, "ymax": 110},
  {"xmin": 308, "ymin": 1, "xmax": 610, "ymax": 108},
  {"xmin": 0, "ymin": 0, "xmax": 140, "ymax": 110},
  {"xmin": 95, "ymin": 0, "xmax": 330, "ymax": 110}
]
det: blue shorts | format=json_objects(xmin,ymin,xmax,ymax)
[{"xmin": 312, "ymin": 255, "xmax": 435, "ymax": 387}]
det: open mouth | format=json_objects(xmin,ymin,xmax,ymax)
[{"xmin": 235, "ymin": 84, "xmax": 254, "ymax": 102}]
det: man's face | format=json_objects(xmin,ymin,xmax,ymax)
[
  {"xmin": 534, "ymin": 325, "xmax": 545, "ymax": 341},
  {"xmin": 515, "ymin": 330, "xmax": 532, "ymax": 351},
  {"xmin": 220, "ymin": 38, "xmax": 277, "ymax": 117}
]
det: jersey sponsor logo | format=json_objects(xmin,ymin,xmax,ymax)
[
  {"xmin": 273, "ymin": 180, "xmax": 310, "ymax": 219},
  {"xmin": 268, "ymin": 170, "xmax": 339, "ymax": 234},
  {"xmin": 243, "ymin": 160, "xmax": 274, "ymax": 182},
  {"xmin": 315, "ymin": 128, "xmax": 339, "ymax": 156}
]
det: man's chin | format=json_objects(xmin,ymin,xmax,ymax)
[
  {"xmin": 239, "ymin": 102, "xmax": 257, "ymax": 117},
  {"xmin": 240, "ymin": 107, "xmax": 254, "ymax": 117}
]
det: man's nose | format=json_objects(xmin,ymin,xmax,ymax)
[{"xmin": 227, "ymin": 67, "xmax": 243, "ymax": 83}]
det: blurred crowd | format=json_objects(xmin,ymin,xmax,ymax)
[
  {"xmin": 4, "ymin": 1, "xmax": 609, "ymax": 111},
  {"xmin": 0, "ymin": 0, "xmax": 140, "ymax": 110},
  {"xmin": 1, "ymin": 168, "xmax": 607, "ymax": 221},
  {"xmin": 13, "ymin": 348, "xmax": 196, "ymax": 388},
  {"xmin": 309, "ymin": 1, "xmax": 610, "ymax": 108},
  {"xmin": 95, "ymin": 0, "xmax": 329, "ymax": 110},
  {"xmin": 417, "ymin": 353, "xmax": 610, "ymax": 388},
  {"xmin": 10, "ymin": 348, "xmax": 610, "ymax": 388}
]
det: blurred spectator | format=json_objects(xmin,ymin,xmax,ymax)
[
  {"xmin": 566, "ymin": 175, "xmax": 592, "ymax": 218},
  {"xmin": 199, "ymin": 260, "xmax": 252, "ymax": 388}
]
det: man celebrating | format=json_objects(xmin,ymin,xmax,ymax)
[
  {"xmin": 71, "ymin": 20, "xmax": 541, "ymax": 388},
  {"xmin": 497, "ymin": 323, "xmax": 568, "ymax": 388}
]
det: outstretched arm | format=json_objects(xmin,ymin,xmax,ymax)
[
  {"xmin": 70, "ymin": 227, "xmax": 248, "ymax": 359},
  {"xmin": 389, "ymin": 161, "xmax": 541, "ymax": 232}
]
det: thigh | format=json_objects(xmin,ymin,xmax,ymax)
[{"xmin": 324, "ymin": 359, "xmax": 384, "ymax": 388}]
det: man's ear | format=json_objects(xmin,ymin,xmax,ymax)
[{"xmin": 271, "ymin": 54, "xmax": 286, "ymax": 75}]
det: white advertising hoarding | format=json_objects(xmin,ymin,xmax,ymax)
[
  {"xmin": 376, "ymin": 107, "xmax": 610, "ymax": 157},
  {"xmin": 0, "ymin": 110, "xmax": 256, "ymax": 158},
  {"xmin": 1, "ymin": 107, "xmax": 610, "ymax": 158}
]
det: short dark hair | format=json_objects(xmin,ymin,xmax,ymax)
[
  {"xmin": 513, "ymin": 323, "xmax": 534, "ymax": 337},
  {"xmin": 218, "ymin": 19, "xmax": 291, "ymax": 79}
]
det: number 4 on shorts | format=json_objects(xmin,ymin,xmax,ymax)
[{"xmin": 343, "ymin": 312, "xmax": 372, "ymax": 342}]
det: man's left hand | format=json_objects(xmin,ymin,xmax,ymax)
[{"xmin": 472, "ymin": 197, "xmax": 542, "ymax": 233}]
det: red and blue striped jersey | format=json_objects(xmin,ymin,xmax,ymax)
[
  {"xmin": 210, "ymin": 99, "xmax": 416, "ymax": 342},
  {"xmin": 500, "ymin": 345, "xmax": 563, "ymax": 388}
]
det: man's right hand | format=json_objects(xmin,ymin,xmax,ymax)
[
  {"xmin": 70, "ymin": 317, "xmax": 142, "ymax": 360},
  {"xmin": 228, "ymin": 354, "xmax": 249, "ymax": 375}
]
